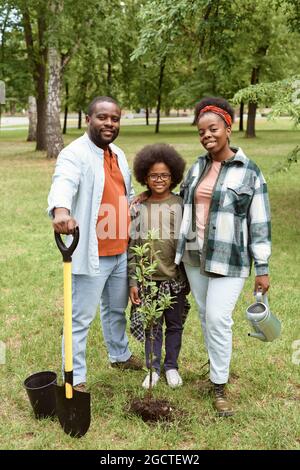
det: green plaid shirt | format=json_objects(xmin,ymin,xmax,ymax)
[{"xmin": 175, "ymin": 147, "xmax": 271, "ymax": 278}]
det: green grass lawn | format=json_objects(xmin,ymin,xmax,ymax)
[{"xmin": 0, "ymin": 119, "xmax": 299, "ymax": 450}]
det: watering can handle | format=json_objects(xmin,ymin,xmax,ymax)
[
  {"xmin": 255, "ymin": 290, "xmax": 269, "ymax": 307},
  {"xmin": 54, "ymin": 227, "xmax": 80, "ymax": 262}
]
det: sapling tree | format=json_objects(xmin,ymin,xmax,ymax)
[{"xmin": 130, "ymin": 230, "xmax": 174, "ymax": 399}]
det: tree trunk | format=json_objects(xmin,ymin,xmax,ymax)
[
  {"xmin": 239, "ymin": 101, "xmax": 244, "ymax": 132},
  {"xmin": 146, "ymin": 107, "xmax": 149, "ymax": 126},
  {"xmin": 22, "ymin": 6, "xmax": 47, "ymax": 151},
  {"xmin": 107, "ymin": 47, "xmax": 112, "ymax": 95},
  {"xmin": 246, "ymin": 102, "xmax": 257, "ymax": 138},
  {"xmin": 245, "ymin": 67, "xmax": 259, "ymax": 138},
  {"xmin": 245, "ymin": 44, "xmax": 269, "ymax": 138},
  {"xmin": 147, "ymin": 323, "xmax": 154, "ymax": 400},
  {"xmin": 155, "ymin": 57, "xmax": 166, "ymax": 134},
  {"xmin": 36, "ymin": 75, "xmax": 47, "ymax": 150},
  {"xmin": 27, "ymin": 95, "xmax": 37, "ymax": 141},
  {"xmin": 63, "ymin": 82, "xmax": 69, "ymax": 135},
  {"xmin": 46, "ymin": 46, "xmax": 64, "ymax": 158},
  {"xmin": 78, "ymin": 109, "xmax": 82, "ymax": 129},
  {"xmin": 1, "ymin": 5, "xmax": 11, "ymax": 65}
]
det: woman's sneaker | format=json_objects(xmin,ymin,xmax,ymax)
[
  {"xmin": 142, "ymin": 371, "xmax": 160, "ymax": 389},
  {"xmin": 166, "ymin": 369, "xmax": 183, "ymax": 388}
]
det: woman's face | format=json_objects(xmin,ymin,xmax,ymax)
[{"xmin": 197, "ymin": 112, "xmax": 231, "ymax": 157}]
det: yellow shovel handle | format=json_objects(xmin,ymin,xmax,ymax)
[
  {"xmin": 54, "ymin": 228, "xmax": 79, "ymax": 400},
  {"xmin": 64, "ymin": 261, "xmax": 73, "ymax": 399}
]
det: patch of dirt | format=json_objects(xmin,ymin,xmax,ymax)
[
  {"xmin": 6, "ymin": 334, "xmax": 21, "ymax": 352},
  {"xmin": 5, "ymin": 314, "xmax": 18, "ymax": 326},
  {"xmin": 228, "ymin": 372, "xmax": 240, "ymax": 384},
  {"xmin": 196, "ymin": 379, "xmax": 213, "ymax": 395},
  {"xmin": 129, "ymin": 397, "xmax": 179, "ymax": 423}
]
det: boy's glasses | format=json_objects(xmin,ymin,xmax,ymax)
[{"xmin": 147, "ymin": 173, "xmax": 171, "ymax": 181}]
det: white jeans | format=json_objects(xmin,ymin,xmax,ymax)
[{"xmin": 184, "ymin": 264, "xmax": 245, "ymax": 384}]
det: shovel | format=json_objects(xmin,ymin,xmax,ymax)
[{"xmin": 54, "ymin": 227, "xmax": 91, "ymax": 438}]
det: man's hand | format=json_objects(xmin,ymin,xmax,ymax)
[
  {"xmin": 130, "ymin": 191, "xmax": 149, "ymax": 208},
  {"xmin": 254, "ymin": 275, "xmax": 270, "ymax": 295},
  {"xmin": 129, "ymin": 286, "xmax": 141, "ymax": 305},
  {"xmin": 52, "ymin": 208, "xmax": 77, "ymax": 235}
]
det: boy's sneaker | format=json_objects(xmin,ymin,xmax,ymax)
[
  {"xmin": 142, "ymin": 371, "xmax": 160, "ymax": 389},
  {"xmin": 166, "ymin": 369, "xmax": 183, "ymax": 388}
]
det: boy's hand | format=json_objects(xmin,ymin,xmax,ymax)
[{"xmin": 130, "ymin": 286, "xmax": 141, "ymax": 305}]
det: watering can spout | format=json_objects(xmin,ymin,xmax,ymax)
[{"xmin": 248, "ymin": 331, "xmax": 266, "ymax": 341}]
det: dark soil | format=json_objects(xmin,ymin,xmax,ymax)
[{"xmin": 129, "ymin": 397, "xmax": 175, "ymax": 422}]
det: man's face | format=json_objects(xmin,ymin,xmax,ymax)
[{"xmin": 86, "ymin": 101, "xmax": 121, "ymax": 149}]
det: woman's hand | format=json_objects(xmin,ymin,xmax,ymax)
[
  {"xmin": 254, "ymin": 275, "xmax": 270, "ymax": 295},
  {"xmin": 130, "ymin": 286, "xmax": 141, "ymax": 305}
]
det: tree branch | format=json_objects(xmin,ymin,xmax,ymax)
[{"xmin": 60, "ymin": 17, "xmax": 93, "ymax": 72}]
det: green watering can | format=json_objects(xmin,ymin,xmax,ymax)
[{"xmin": 246, "ymin": 292, "xmax": 281, "ymax": 342}]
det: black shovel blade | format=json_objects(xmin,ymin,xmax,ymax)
[{"xmin": 55, "ymin": 385, "xmax": 91, "ymax": 438}]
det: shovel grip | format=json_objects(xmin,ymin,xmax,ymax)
[
  {"xmin": 54, "ymin": 227, "xmax": 80, "ymax": 262},
  {"xmin": 65, "ymin": 371, "xmax": 73, "ymax": 399}
]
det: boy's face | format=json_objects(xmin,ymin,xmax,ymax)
[{"xmin": 146, "ymin": 162, "xmax": 172, "ymax": 199}]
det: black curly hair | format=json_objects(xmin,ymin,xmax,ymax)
[
  {"xmin": 133, "ymin": 143, "xmax": 186, "ymax": 190},
  {"xmin": 194, "ymin": 96, "xmax": 234, "ymax": 126},
  {"xmin": 87, "ymin": 96, "xmax": 120, "ymax": 116}
]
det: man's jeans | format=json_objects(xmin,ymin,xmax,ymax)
[{"xmin": 62, "ymin": 252, "xmax": 131, "ymax": 386}]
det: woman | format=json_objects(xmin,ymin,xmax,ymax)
[{"xmin": 175, "ymin": 97, "xmax": 271, "ymax": 416}]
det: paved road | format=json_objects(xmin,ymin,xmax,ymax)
[{"xmin": 0, "ymin": 115, "xmax": 194, "ymax": 130}]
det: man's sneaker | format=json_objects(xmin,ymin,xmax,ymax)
[
  {"xmin": 166, "ymin": 369, "xmax": 183, "ymax": 388},
  {"xmin": 73, "ymin": 382, "xmax": 87, "ymax": 393},
  {"xmin": 213, "ymin": 383, "xmax": 234, "ymax": 417},
  {"xmin": 142, "ymin": 371, "xmax": 160, "ymax": 389},
  {"xmin": 110, "ymin": 355, "xmax": 143, "ymax": 370}
]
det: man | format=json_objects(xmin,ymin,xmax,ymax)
[{"xmin": 48, "ymin": 96, "xmax": 142, "ymax": 392}]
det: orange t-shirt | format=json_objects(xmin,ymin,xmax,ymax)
[{"xmin": 96, "ymin": 148, "xmax": 130, "ymax": 256}]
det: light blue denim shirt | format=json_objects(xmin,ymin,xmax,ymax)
[{"xmin": 47, "ymin": 132, "xmax": 135, "ymax": 275}]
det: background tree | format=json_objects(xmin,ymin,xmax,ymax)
[
  {"xmin": 0, "ymin": 3, "xmax": 32, "ymax": 113},
  {"xmin": 46, "ymin": 0, "xmax": 63, "ymax": 158},
  {"xmin": 17, "ymin": 0, "xmax": 48, "ymax": 150},
  {"xmin": 2, "ymin": 0, "xmax": 300, "ymax": 149},
  {"xmin": 131, "ymin": 0, "xmax": 194, "ymax": 133},
  {"xmin": 45, "ymin": 0, "xmax": 102, "ymax": 158}
]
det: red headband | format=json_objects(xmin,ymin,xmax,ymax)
[{"xmin": 199, "ymin": 105, "xmax": 232, "ymax": 127}]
